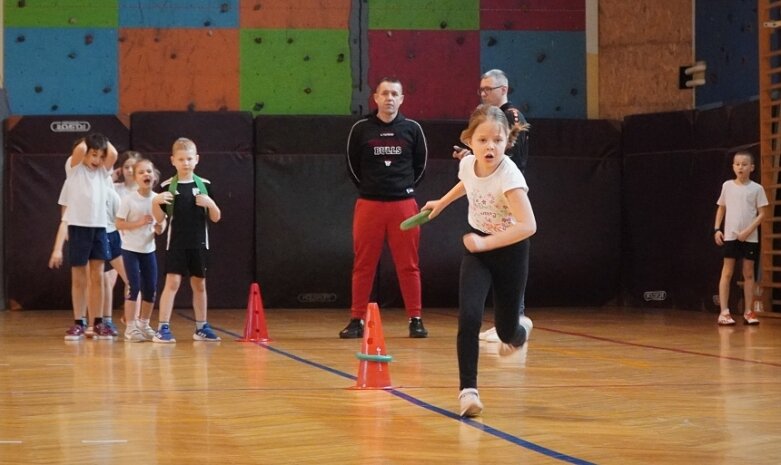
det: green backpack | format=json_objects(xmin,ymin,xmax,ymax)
[{"xmin": 165, "ymin": 174, "xmax": 208, "ymax": 218}]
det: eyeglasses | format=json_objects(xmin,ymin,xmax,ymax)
[{"xmin": 478, "ymin": 85, "xmax": 504, "ymax": 95}]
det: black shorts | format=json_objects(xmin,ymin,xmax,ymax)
[
  {"xmin": 723, "ymin": 240, "xmax": 759, "ymax": 261},
  {"xmin": 165, "ymin": 248, "xmax": 208, "ymax": 278}
]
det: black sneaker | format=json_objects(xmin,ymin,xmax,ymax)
[
  {"xmin": 409, "ymin": 317, "xmax": 428, "ymax": 338},
  {"xmin": 339, "ymin": 318, "xmax": 364, "ymax": 339}
]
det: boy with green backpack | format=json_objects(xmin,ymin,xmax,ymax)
[{"xmin": 152, "ymin": 137, "xmax": 222, "ymax": 342}]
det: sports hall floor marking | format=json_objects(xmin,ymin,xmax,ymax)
[
  {"xmin": 181, "ymin": 314, "xmax": 597, "ymax": 465},
  {"xmin": 541, "ymin": 327, "xmax": 781, "ymax": 367},
  {"xmin": 81, "ymin": 439, "xmax": 128, "ymax": 444}
]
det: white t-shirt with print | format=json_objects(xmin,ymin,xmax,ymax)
[{"xmin": 458, "ymin": 155, "xmax": 528, "ymax": 234}]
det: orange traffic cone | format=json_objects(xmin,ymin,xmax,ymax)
[
  {"xmin": 237, "ymin": 282, "xmax": 272, "ymax": 342},
  {"xmin": 350, "ymin": 302, "xmax": 393, "ymax": 389}
]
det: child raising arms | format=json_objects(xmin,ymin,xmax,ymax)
[
  {"xmin": 423, "ymin": 104, "xmax": 536, "ymax": 417},
  {"xmin": 57, "ymin": 133, "xmax": 118, "ymax": 340}
]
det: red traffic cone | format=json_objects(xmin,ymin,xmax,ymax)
[
  {"xmin": 350, "ymin": 302, "xmax": 393, "ymax": 390},
  {"xmin": 237, "ymin": 282, "xmax": 272, "ymax": 342}
]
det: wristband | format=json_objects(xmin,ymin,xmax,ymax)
[{"xmin": 714, "ymin": 228, "xmax": 721, "ymax": 233}]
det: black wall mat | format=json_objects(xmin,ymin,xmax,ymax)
[
  {"xmin": 525, "ymin": 119, "xmax": 623, "ymax": 307},
  {"xmin": 130, "ymin": 111, "xmax": 255, "ymax": 309},
  {"xmin": 727, "ymin": 100, "xmax": 759, "ymax": 148},
  {"xmin": 255, "ymin": 115, "xmax": 358, "ymax": 155},
  {"xmin": 694, "ymin": 106, "xmax": 731, "ymax": 149},
  {"xmin": 255, "ymin": 153, "xmax": 356, "ymax": 308},
  {"xmin": 4, "ymin": 115, "xmax": 130, "ymax": 309},
  {"xmin": 623, "ymin": 110, "xmax": 695, "ymax": 155}
]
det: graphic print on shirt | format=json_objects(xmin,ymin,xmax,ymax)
[
  {"xmin": 467, "ymin": 188, "xmax": 514, "ymax": 234},
  {"xmin": 371, "ymin": 131, "xmax": 403, "ymax": 167}
]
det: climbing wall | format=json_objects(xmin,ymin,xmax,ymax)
[
  {"xmin": 119, "ymin": 29, "xmax": 240, "ymax": 113},
  {"xmin": 694, "ymin": 1, "xmax": 758, "ymax": 107},
  {"xmin": 366, "ymin": 0, "xmax": 587, "ymax": 119},
  {"xmin": 3, "ymin": 1, "xmax": 589, "ymax": 119},
  {"xmin": 3, "ymin": 0, "xmax": 118, "ymax": 115}
]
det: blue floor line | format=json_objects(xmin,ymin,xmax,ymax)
[{"xmin": 181, "ymin": 313, "xmax": 597, "ymax": 465}]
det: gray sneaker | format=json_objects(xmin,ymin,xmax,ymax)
[
  {"xmin": 136, "ymin": 321, "xmax": 156, "ymax": 341},
  {"xmin": 124, "ymin": 326, "xmax": 146, "ymax": 343}
]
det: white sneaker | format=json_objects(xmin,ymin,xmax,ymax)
[
  {"xmin": 459, "ymin": 388, "xmax": 483, "ymax": 417},
  {"xmin": 124, "ymin": 326, "xmax": 146, "ymax": 343},
  {"xmin": 498, "ymin": 316, "xmax": 533, "ymax": 357},
  {"xmin": 479, "ymin": 326, "xmax": 499, "ymax": 342},
  {"xmin": 519, "ymin": 315, "xmax": 533, "ymax": 341},
  {"xmin": 136, "ymin": 321, "xmax": 156, "ymax": 341}
]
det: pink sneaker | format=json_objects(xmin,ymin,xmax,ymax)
[
  {"xmin": 93, "ymin": 322, "xmax": 114, "ymax": 340},
  {"xmin": 64, "ymin": 325, "xmax": 85, "ymax": 341},
  {"xmin": 743, "ymin": 311, "xmax": 760, "ymax": 325}
]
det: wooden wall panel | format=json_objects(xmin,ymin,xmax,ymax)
[{"xmin": 598, "ymin": 0, "xmax": 692, "ymax": 120}]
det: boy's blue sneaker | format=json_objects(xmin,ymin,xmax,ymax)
[
  {"xmin": 193, "ymin": 323, "xmax": 221, "ymax": 342},
  {"xmin": 153, "ymin": 324, "xmax": 176, "ymax": 344}
]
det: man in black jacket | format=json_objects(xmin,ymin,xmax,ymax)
[
  {"xmin": 342, "ymin": 77, "xmax": 429, "ymax": 339},
  {"xmin": 453, "ymin": 69, "xmax": 529, "ymax": 172}
]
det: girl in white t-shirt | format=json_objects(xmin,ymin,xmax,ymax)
[
  {"xmin": 115, "ymin": 159, "xmax": 167, "ymax": 342},
  {"xmin": 423, "ymin": 104, "xmax": 537, "ymax": 418}
]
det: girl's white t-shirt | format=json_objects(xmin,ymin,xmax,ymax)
[
  {"xmin": 116, "ymin": 190, "xmax": 157, "ymax": 253},
  {"xmin": 458, "ymin": 155, "xmax": 528, "ymax": 234}
]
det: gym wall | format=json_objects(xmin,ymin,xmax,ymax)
[{"xmin": 3, "ymin": 101, "xmax": 755, "ymax": 310}]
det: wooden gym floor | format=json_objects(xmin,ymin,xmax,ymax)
[{"xmin": 0, "ymin": 306, "xmax": 779, "ymax": 465}]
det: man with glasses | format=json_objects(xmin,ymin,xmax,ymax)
[{"xmin": 453, "ymin": 69, "xmax": 529, "ymax": 173}]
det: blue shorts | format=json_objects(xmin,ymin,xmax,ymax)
[
  {"xmin": 723, "ymin": 240, "xmax": 759, "ymax": 261},
  {"xmin": 104, "ymin": 230, "xmax": 123, "ymax": 271},
  {"xmin": 68, "ymin": 226, "xmax": 110, "ymax": 267}
]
